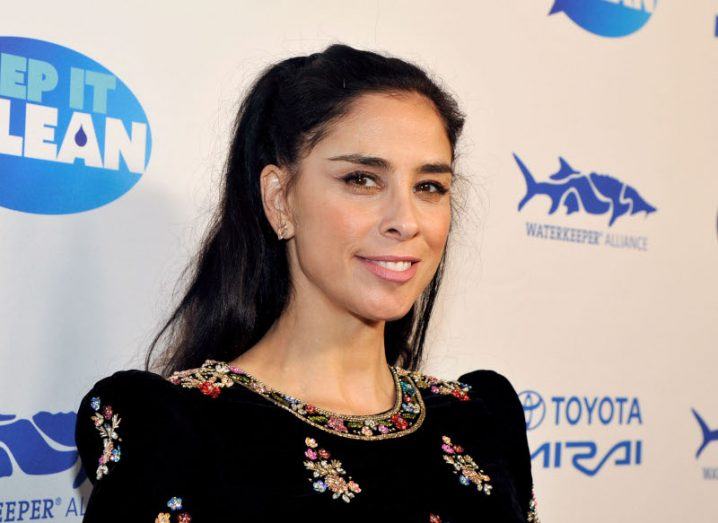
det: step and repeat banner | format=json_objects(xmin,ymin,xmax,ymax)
[{"xmin": 1, "ymin": 1, "xmax": 716, "ymax": 521}]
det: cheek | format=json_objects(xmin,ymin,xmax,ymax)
[
  {"xmin": 423, "ymin": 207, "xmax": 451, "ymax": 253},
  {"xmin": 297, "ymin": 198, "xmax": 371, "ymax": 269}
]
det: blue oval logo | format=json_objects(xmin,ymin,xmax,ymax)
[
  {"xmin": 549, "ymin": 0, "xmax": 657, "ymax": 38},
  {"xmin": 0, "ymin": 36, "xmax": 152, "ymax": 214}
]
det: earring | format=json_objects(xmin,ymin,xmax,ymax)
[{"xmin": 277, "ymin": 222, "xmax": 288, "ymax": 240}]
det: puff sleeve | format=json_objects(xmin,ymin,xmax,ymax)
[
  {"xmin": 457, "ymin": 369, "xmax": 540, "ymax": 523},
  {"xmin": 75, "ymin": 370, "xmax": 179, "ymax": 520}
]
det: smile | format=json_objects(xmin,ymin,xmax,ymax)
[{"xmin": 356, "ymin": 256, "xmax": 419, "ymax": 283}]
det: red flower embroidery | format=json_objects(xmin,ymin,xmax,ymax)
[
  {"xmin": 199, "ymin": 381, "xmax": 221, "ymax": 398},
  {"xmin": 391, "ymin": 413, "xmax": 408, "ymax": 430},
  {"xmin": 451, "ymin": 388, "xmax": 470, "ymax": 401}
]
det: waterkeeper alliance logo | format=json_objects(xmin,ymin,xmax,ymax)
[
  {"xmin": 549, "ymin": 0, "xmax": 658, "ymax": 38},
  {"xmin": 520, "ymin": 389, "xmax": 644, "ymax": 476},
  {"xmin": 0, "ymin": 36, "xmax": 152, "ymax": 215},
  {"xmin": 513, "ymin": 153, "xmax": 656, "ymax": 251}
]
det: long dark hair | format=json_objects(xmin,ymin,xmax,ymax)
[{"xmin": 145, "ymin": 43, "xmax": 467, "ymax": 376}]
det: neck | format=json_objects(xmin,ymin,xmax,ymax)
[{"xmin": 228, "ymin": 289, "xmax": 396, "ymax": 416}]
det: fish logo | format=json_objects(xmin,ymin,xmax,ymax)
[
  {"xmin": 549, "ymin": 0, "xmax": 658, "ymax": 38},
  {"xmin": 0, "ymin": 411, "xmax": 86, "ymax": 487},
  {"xmin": 692, "ymin": 408, "xmax": 718, "ymax": 459},
  {"xmin": 513, "ymin": 153, "xmax": 656, "ymax": 227}
]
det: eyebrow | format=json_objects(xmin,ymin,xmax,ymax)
[{"xmin": 327, "ymin": 153, "xmax": 454, "ymax": 176}]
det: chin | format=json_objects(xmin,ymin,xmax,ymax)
[{"xmin": 358, "ymin": 302, "xmax": 414, "ymax": 323}]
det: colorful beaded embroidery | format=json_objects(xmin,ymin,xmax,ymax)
[
  {"xmin": 395, "ymin": 367, "xmax": 472, "ymax": 401},
  {"xmin": 168, "ymin": 359, "xmax": 473, "ymax": 441},
  {"xmin": 527, "ymin": 488, "xmax": 540, "ymax": 522},
  {"xmin": 303, "ymin": 436, "xmax": 362, "ymax": 503},
  {"xmin": 440, "ymin": 434, "xmax": 492, "ymax": 495},
  {"xmin": 89, "ymin": 395, "xmax": 122, "ymax": 480},
  {"xmin": 154, "ymin": 496, "xmax": 191, "ymax": 522}
]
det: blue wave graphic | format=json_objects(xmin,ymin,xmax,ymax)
[{"xmin": 0, "ymin": 410, "xmax": 86, "ymax": 487}]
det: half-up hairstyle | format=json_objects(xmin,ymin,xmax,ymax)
[{"xmin": 145, "ymin": 43, "xmax": 466, "ymax": 376}]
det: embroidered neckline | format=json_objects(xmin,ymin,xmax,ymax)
[
  {"xmin": 230, "ymin": 361, "xmax": 406, "ymax": 421},
  {"xmin": 168, "ymin": 358, "xmax": 472, "ymax": 441}
]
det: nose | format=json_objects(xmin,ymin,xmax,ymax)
[{"xmin": 379, "ymin": 182, "xmax": 420, "ymax": 241}]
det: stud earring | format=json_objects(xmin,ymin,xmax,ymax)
[{"xmin": 277, "ymin": 222, "xmax": 288, "ymax": 240}]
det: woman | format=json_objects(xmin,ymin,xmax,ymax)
[{"xmin": 75, "ymin": 43, "xmax": 540, "ymax": 522}]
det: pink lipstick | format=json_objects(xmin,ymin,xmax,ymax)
[{"xmin": 356, "ymin": 256, "xmax": 420, "ymax": 283}]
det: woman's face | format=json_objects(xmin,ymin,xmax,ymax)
[{"xmin": 276, "ymin": 91, "xmax": 453, "ymax": 322}]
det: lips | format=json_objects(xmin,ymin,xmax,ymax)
[
  {"xmin": 356, "ymin": 256, "xmax": 420, "ymax": 283},
  {"xmin": 357, "ymin": 255, "xmax": 420, "ymax": 263}
]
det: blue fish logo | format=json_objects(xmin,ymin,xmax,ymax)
[
  {"xmin": 0, "ymin": 410, "xmax": 86, "ymax": 487},
  {"xmin": 0, "ymin": 36, "xmax": 152, "ymax": 214},
  {"xmin": 513, "ymin": 153, "xmax": 656, "ymax": 227},
  {"xmin": 549, "ymin": 0, "xmax": 657, "ymax": 38},
  {"xmin": 692, "ymin": 408, "xmax": 718, "ymax": 459}
]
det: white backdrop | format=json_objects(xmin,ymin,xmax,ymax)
[{"xmin": 1, "ymin": 1, "xmax": 716, "ymax": 521}]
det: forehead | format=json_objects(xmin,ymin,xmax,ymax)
[{"xmin": 309, "ymin": 91, "xmax": 453, "ymax": 164}]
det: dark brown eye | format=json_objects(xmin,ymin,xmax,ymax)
[
  {"xmin": 342, "ymin": 171, "xmax": 379, "ymax": 189},
  {"xmin": 416, "ymin": 181, "xmax": 448, "ymax": 194}
]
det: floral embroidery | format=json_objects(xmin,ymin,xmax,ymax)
[
  {"xmin": 169, "ymin": 359, "xmax": 436, "ymax": 440},
  {"xmin": 168, "ymin": 359, "xmax": 473, "ymax": 440},
  {"xmin": 89, "ymin": 395, "xmax": 122, "ymax": 480},
  {"xmin": 394, "ymin": 367, "xmax": 472, "ymax": 401},
  {"xmin": 527, "ymin": 488, "xmax": 540, "ymax": 522},
  {"xmin": 155, "ymin": 496, "xmax": 191, "ymax": 522},
  {"xmin": 440, "ymin": 435, "xmax": 492, "ymax": 495},
  {"xmin": 303, "ymin": 436, "xmax": 362, "ymax": 503},
  {"xmin": 167, "ymin": 496, "xmax": 183, "ymax": 510}
]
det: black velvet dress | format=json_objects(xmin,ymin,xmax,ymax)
[{"xmin": 75, "ymin": 359, "xmax": 540, "ymax": 522}]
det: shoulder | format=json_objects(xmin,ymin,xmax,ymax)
[
  {"xmin": 83, "ymin": 368, "xmax": 174, "ymax": 399},
  {"xmin": 457, "ymin": 368, "xmax": 538, "ymax": 520},
  {"xmin": 165, "ymin": 359, "xmax": 238, "ymax": 398},
  {"xmin": 455, "ymin": 368, "xmax": 526, "ymax": 446},
  {"xmin": 76, "ymin": 368, "xmax": 177, "ymax": 430},
  {"xmin": 74, "ymin": 368, "xmax": 175, "ymax": 486},
  {"xmin": 456, "ymin": 368, "xmax": 524, "ymax": 415}
]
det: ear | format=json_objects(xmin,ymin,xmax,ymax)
[{"xmin": 259, "ymin": 164, "xmax": 294, "ymax": 239}]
